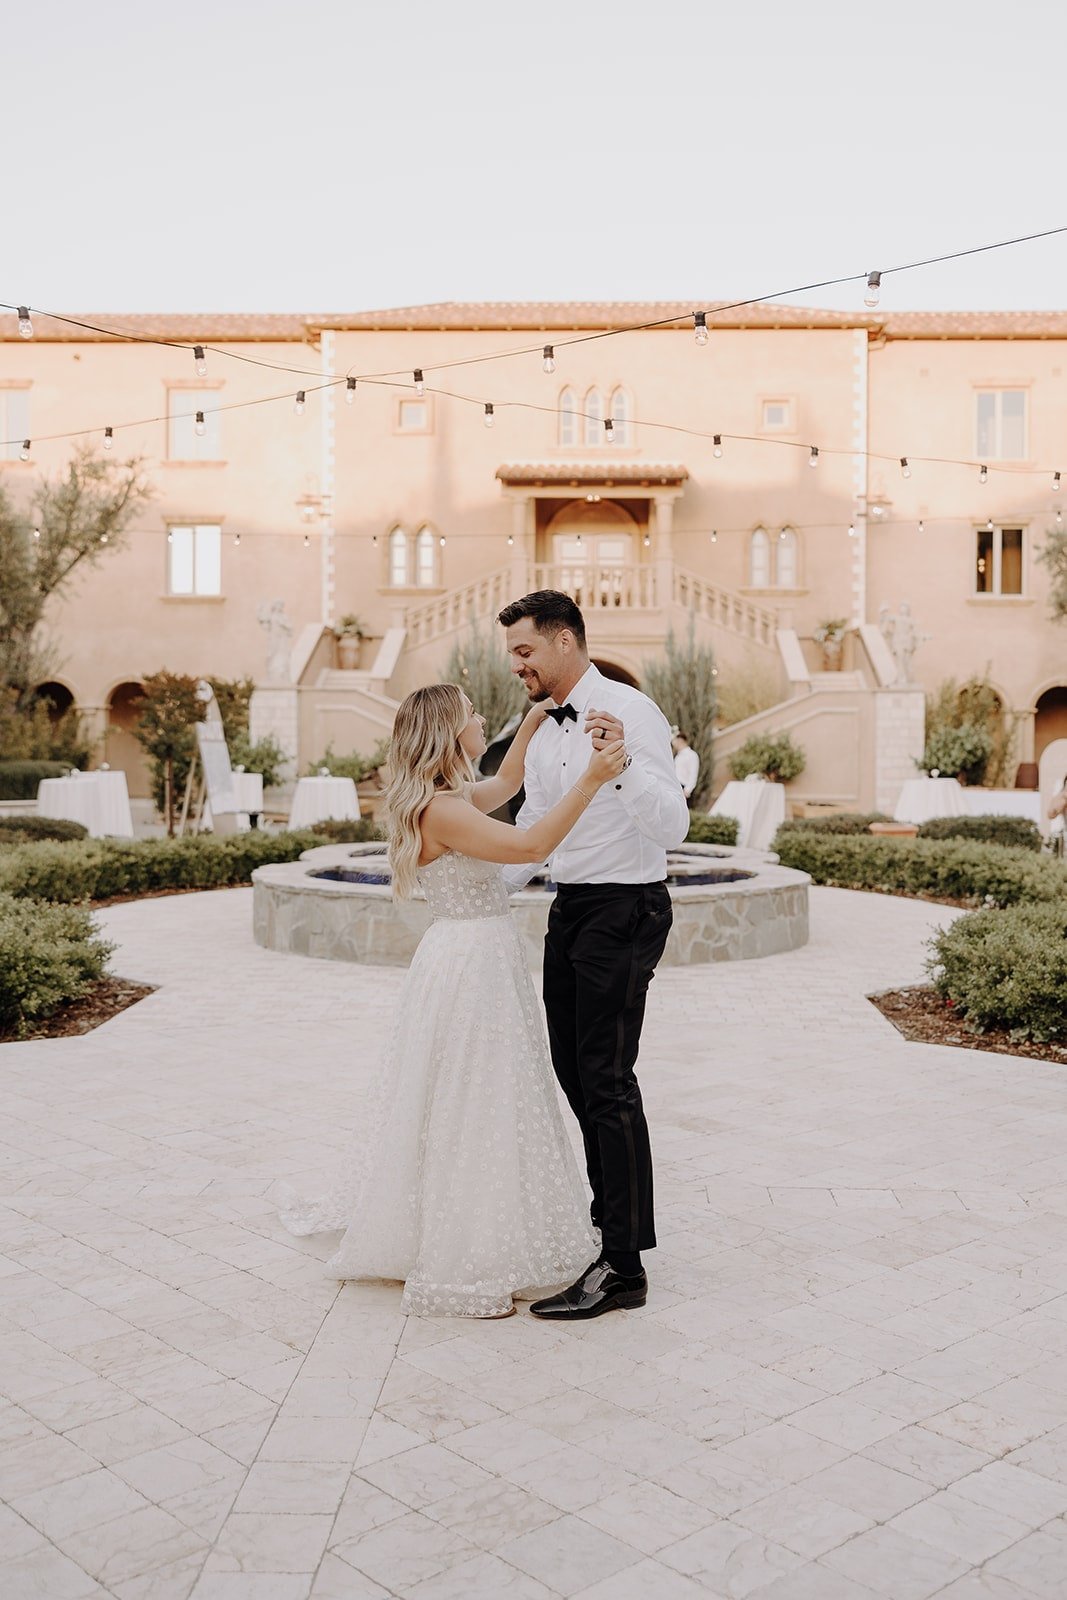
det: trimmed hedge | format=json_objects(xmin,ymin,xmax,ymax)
[
  {"xmin": 917, "ymin": 815, "xmax": 1042, "ymax": 852},
  {"xmin": 0, "ymin": 894, "xmax": 114, "ymax": 1038},
  {"xmin": 0, "ymin": 761, "xmax": 71, "ymax": 801},
  {"xmin": 0, "ymin": 830, "xmax": 322, "ymax": 904},
  {"xmin": 776, "ymin": 812, "xmax": 891, "ymax": 837},
  {"xmin": 773, "ymin": 832, "xmax": 1067, "ymax": 908},
  {"xmin": 927, "ymin": 901, "xmax": 1067, "ymax": 1041},
  {"xmin": 685, "ymin": 812, "xmax": 740, "ymax": 847},
  {"xmin": 310, "ymin": 818, "xmax": 385, "ymax": 843},
  {"xmin": 0, "ymin": 816, "xmax": 89, "ymax": 844}
]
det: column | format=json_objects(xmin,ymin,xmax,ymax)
[
  {"xmin": 652, "ymin": 493, "xmax": 675, "ymax": 610},
  {"xmin": 509, "ymin": 494, "xmax": 534, "ymax": 595}
]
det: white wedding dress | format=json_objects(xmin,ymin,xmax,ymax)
[{"xmin": 278, "ymin": 850, "xmax": 598, "ymax": 1317}]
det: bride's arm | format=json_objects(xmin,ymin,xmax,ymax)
[{"xmin": 470, "ymin": 703, "xmax": 549, "ymax": 814}]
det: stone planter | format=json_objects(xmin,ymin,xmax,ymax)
[
  {"xmin": 336, "ymin": 634, "xmax": 361, "ymax": 670},
  {"xmin": 820, "ymin": 637, "xmax": 844, "ymax": 671}
]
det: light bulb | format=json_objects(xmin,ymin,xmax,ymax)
[
  {"xmin": 193, "ymin": 345, "xmax": 207, "ymax": 377},
  {"xmin": 918, "ymin": 519, "xmax": 925, "ymax": 535},
  {"xmin": 864, "ymin": 270, "xmax": 881, "ymax": 308},
  {"xmin": 1054, "ymin": 471, "xmax": 1061, "ymax": 492},
  {"xmin": 167, "ymin": 529, "xmax": 174, "ymax": 543},
  {"xmin": 604, "ymin": 419, "xmax": 614, "ymax": 441},
  {"xmin": 32, "ymin": 525, "xmax": 40, "ymax": 540},
  {"xmin": 100, "ymin": 532, "xmax": 108, "ymax": 544},
  {"xmin": 484, "ymin": 403, "xmax": 494, "ymax": 428},
  {"xmin": 979, "ymin": 463, "xmax": 988, "ymax": 484},
  {"xmin": 103, "ymin": 427, "xmax": 114, "ymax": 451},
  {"xmin": 194, "ymin": 411, "xmax": 206, "ymax": 437},
  {"xmin": 439, "ymin": 535, "xmax": 446, "ymax": 547},
  {"xmin": 900, "ymin": 457, "xmax": 911, "ymax": 479},
  {"xmin": 295, "ymin": 391, "xmax": 307, "ymax": 416},
  {"xmin": 303, "ymin": 532, "xmax": 310, "ymax": 547},
  {"xmin": 371, "ymin": 534, "xmax": 378, "ymax": 546},
  {"xmin": 17, "ymin": 306, "xmax": 32, "ymax": 339},
  {"xmin": 709, "ymin": 529, "xmax": 717, "ymax": 543},
  {"xmin": 576, "ymin": 533, "xmax": 583, "ymax": 547},
  {"xmin": 809, "ymin": 446, "xmax": 819, "ymax": 468},
  {"xmin": 848, "ymin": 522, "xmax": 856, "ymax": 538},
  {"xmin": 643, "ymin": 533, "xmax": 651, "ymax": 547},
  {"xmin": 713, "ymin": 435, "xmax": 723, "ymax": 458},
  {"xmin": 1057, "ymin": 509, "xmax": 1064, "ymax": 531},
  {"xmin": 19, "ymin": 440, "xmax": 30, "ymax": 462},
  {"xmin": 986, "ymin": 517, "xmax": 994, "ymax": 532},
  {"xmin": 542, "ymin": 345, "xmax": 555, "ymax": 374},
  {"xmin": 694, "ymin": 311, "xmax": 708, "ymax": 346},
  {"xmin": 345, "ymin": 377, "xmax": 356, "ymax": 405},
  {"xmin": 234, "ymin": 532, "xmax": 241, "ymax": 547},
  {"xmin": 507, "ymin": 533, "xmax": 514, "ymax": 546},
  {"xmin": 414, "ymin": 369, "xmax": 425, "ymax": 396}
]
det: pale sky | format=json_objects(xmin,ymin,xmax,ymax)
[{"xmin": 11, "ymin": 0, "xmax": 1067, "ymax": 316}]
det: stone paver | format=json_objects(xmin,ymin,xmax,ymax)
[{"xmin": 2, "ymin": 884, "xmax": 1067, "ymax": 1598}]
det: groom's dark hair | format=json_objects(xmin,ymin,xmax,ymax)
[{"xmin": 497, "ymin": 589, "xmax": 587, "ymax": 650}]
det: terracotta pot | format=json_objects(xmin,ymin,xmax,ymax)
[{"xmin": 336, "ymin": 634, "xmax": 361, "ymax": 670}]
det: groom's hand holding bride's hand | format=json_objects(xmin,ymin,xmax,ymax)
[{"xmin": 585, "ymin": 709, "xmax": 625, "ymax": 751}]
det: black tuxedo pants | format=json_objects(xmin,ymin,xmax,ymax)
[{"xmin": 542, "ymin": 880, "xmax": 672, "ymax": 1256}]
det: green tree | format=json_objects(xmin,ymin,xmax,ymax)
[
  {"xmin": 207, "ymin": 677, "xmax": 256, "ymax": 746},
  {"xmin": 0, "ymin": 448, "xmax": 152, "ymax": 719},
  {"xmin": 132, "ymin": 672, "xmax": 206, "ymax": 835},
  {"xmin": 442, "ymin": 620, "xmax": 526, "ymax": 742},
  {"xmin": 642, "ymin": 622, "xmax": 717, "ymax": 806},
  {"xmin": 1038, "ymin": 524, "xmax": 1067, "ymax": 620}
]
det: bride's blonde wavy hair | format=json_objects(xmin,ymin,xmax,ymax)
[{"xmin": 383, "ymin": 683, "xmax": 476, "ymax": 899}]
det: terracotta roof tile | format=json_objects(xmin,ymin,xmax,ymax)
[
  {"xmin": 310, "ymin": 301, "xmax": 871, "ymax": 332},
  {"xmin": 0, "ymin": 311, "xmax": 310, "ymax": 342},
  {"xmin": 496, "ymin": 461, "xmax": 688, "ymax": 485},
  {"xmin": 881, "ymin": 310, "xmax": 1067, "ymax": 338}
]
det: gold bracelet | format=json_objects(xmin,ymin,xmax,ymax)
[{"xmin": 573, "ymin": 784, "xmax": 595, "ymax": 805}]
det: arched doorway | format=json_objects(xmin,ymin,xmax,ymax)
[
  {"xmin": 593, "ymin": 659, "xmax": 639, "ymax": 688},
  {"xmin": 544, "ymin": 500, "xmax": 641, "ymax": 609},
  {"xmin": 1035, "ymin": 686, "xmax": 1067, "ymax": 763},
  {"xmin": 105, "ymin": 681, "xmax": 152, "ymax": 798},
  {"xmin": 31, "ymin": 681, "xmax": 75, "ymax": 719}
]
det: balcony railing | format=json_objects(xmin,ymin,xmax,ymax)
[
  {"xmin": 672, "ymin": 567, "xmax": 778, "ymax": 647},
  {"xmin": 403, "ymin": 566, "xmax": 513, "ymax": 647},
  {"xmin": 532, "ymin": 563, "xmax": 658, "ymax": 610}
]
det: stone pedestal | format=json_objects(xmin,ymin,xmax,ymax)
[
  {"xmin": 874, "ymin": 688, "xmax": 926, "ymax": 816},
  {"xmin": 249, "ymin": 685, "xmax": 300, "ymax": 784}
]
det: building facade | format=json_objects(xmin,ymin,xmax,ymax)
[{"xmin": 3, "ymin": 303, "xmax": 1066, "ymax": 804}]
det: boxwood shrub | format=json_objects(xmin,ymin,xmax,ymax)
[
  {"xmin": 917, "ymin": 815, "xmax": 1042, "ymax": 852},
  {"xmin": 776, "ymin": 812, "xmax": 891, "ymax": 837},
  {"xmin": 685, "ymin": 812, "xmax": 739, "ymax": 847},
  {"xmin": 0, "ymin": 816, "xmax": 89, "ymax": 844},
  {"xmin": 0, "ymin": 894, "xmax": 114, "ymax": 1038},
  {"xmin": 0, "ymin": 829, "xmax": 322, "ymax": 904},
  {"xmin": 0, "ymin": 761, "xmax": 70, "ymax": 801},
  {"xmin": 309, "ymin": 818, "xmax": 385, "ymax": 843},
  {"xmin": 773, "ymin": 831, "xmax": 1067, "ymax": 908},
  {"xmin": 927, "ymin": 900, "xmax": 1067, "ymax": 1041}
]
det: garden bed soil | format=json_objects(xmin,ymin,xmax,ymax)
[
  {"xmin": 2, "ymin": 977, "xmax": 156, "ymax": 1043},
  {"xmin": 870, "ymin": 984, "xmax": 1067, "ymax": 1065}
]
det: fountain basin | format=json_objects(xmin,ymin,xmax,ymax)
[{"xmin": 253, "ymin": 842, "xmax": 810, "ymax": 967}]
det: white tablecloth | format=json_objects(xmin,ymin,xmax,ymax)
[
  {"xmin": 37, "ymin": 771, "xmax": 134, "ymax": 838},
  {"xmin": 287, "ymin": 776, "xmax": 361, "ymax": 829},
  {"xmin": 710, "ymin": 780, "xmax": 786, "ymax": 850},
  {"xmin": 962, "ymin": 789, "xmax": 1042, "ymax": 824},
  {"xmin": 893, "ymin": 777, "xmax": 966, "ymax": 824},
  {"xmin": 231, "ymin": 772, "xmax": 264, "ymax": 815}
]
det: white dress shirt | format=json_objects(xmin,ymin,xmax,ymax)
[
  {"xmin": 673, "ymin": 744, "xmax": 700, "ymax": 799},
  {"xmin": 503, "ymin": 664, "xmax": 690, "ymax": 889}
]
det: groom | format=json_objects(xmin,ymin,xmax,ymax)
[{"xmin": 497, "ymin": 590, "xmax": 689, "ymax": 1318}]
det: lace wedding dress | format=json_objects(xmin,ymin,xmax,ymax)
[{"xmin": 278, "ymin": 850, "xmax": 598, "ymax": 1316}]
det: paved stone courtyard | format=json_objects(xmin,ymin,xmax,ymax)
[{"xmin": 3, "ymin": 885, "xmax": 1067, "ymax": 1599}]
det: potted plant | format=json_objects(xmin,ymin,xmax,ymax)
[
  {"xmin": 334, "ymin": 614, "xmax": 366, "ymax": 670},
  {"xmin": 729, "ymin": 733, "xmax": 806, "ymax": 785},
  {"xmin": 813, "ymin": 617, "xmax": 848, "ymax": 671}
]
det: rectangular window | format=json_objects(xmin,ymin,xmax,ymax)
[
  {"xmin": 167, "ymin": 390, "xmax": 221, "ymax": 460},
  {"xmin": 168, "ymin": 524, "xmax": 221, "ymax": 595},
  {"xmin": 761, "ymin": 399, "xmax": 793, "ymax": 432},
  {"xmin": 975, "ymin": 525, "xmax": 1024, "ymax": 596},
  {"xmin": 0, "ymin": 388, "xmax": 30, "ymax": 461},
  {"xmin": 976, "ymin": 390, "xmax": 1027, "ymax": 460},
  {"xmin": 397, "ymin": 399, "xmax": 430, "ymax": 432}
]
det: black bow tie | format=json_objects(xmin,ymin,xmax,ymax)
[{"xmin": 545, "ymin": 703, "xmax": 577, "ymax": 725}]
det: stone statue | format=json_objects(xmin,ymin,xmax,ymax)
[
  {"xmin": 879, "ymin": 600, "xmax": 930, "ymax": 686},
  {"xmin": 257, "ymin": 599, "xmax": 293, "ymax": 684}
]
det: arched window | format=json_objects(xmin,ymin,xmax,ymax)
[
  {"xmin": 558, "ymin": 387, "xmax": 578, "ymax": 447},
  {"xmin": 583, "ymin": 387, "xmax": 604, "ymax": 447},
  {"xmin": 749, "ymin": 527, "xmax": 771, "ymax": 588},
  {"xmin": 415, "ymin": 526, "xmax": 437, "ymax": 588},
  {"xmin": 776, "ymin": 527, "xmax": 798, "ymax": 589},
  {"xmin": 388, "ymin": 526, "xmax": 408, "ymax": 587},
  {"xmin": 609, "ymin": 386, "xmax": 631, "ymax": 446}
]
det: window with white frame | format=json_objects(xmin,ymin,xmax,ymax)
[
  {"xmin": 975, "ymin": 524, "xmax": 1024, "ymax": 596},
  {"xmin": 748, "ymin": 525, "xmax": 798, "ymax": 588},
  {"xmin": 0, "ymin": 387, "xmax": 30, "ymax": 461},
  {"xmin": 609, "ymin": 386, "xmax": 631, "ymax": 446},
  {"xmin": 583, "ymin": 387, "xmax": 604, "ymax": 447},
  {"xmin": 415, "ymin": 526, "xmax": 437, "ymax": 587},
  {"xmin": 167, "ymin": 390, "xmax": 221, "ymax": 460},
  {"xmin": 388, "ymin": 526, "xmax": 409, "ymax": 586},
  {"xmin": 976, "ymin": 390, "xmax": 1027, "ymax": 460},
  {"xmin": 397, "ymin": 398, "xmax": 431, "ymax": 433},
  {"xmin": 776, "ymin": 526, "xmax": 798, "ymax": 588},
  {"xmin": 167, "ymin": 525, "xmax": 221, "ymax": 595},
  {"xmin": 558, "ymin": 387, "xmax": 579, "ymax": 446},
  {"xmin": 748, "ymin": 527, "xmax": 771, "ymax": 587},
  {"xmin": 761, "ymin": 398, "xmax": 793, "ymax": 432}
]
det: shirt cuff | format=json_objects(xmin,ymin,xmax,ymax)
[{"xmin": 609, "ymin": 758, "xmax": 654, "ymax": 805}]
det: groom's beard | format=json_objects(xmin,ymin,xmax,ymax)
[{"xmin": 518, "ymin": 674, "xmax": 551, "ymax": 703}]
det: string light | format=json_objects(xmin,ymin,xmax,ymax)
[
  {"xmin": 643, "ymin": 532, "xmax": 651, "ymax": 547},
  {"xmin": 709, "ymin": 529, "xmax": 717, "ymax": 543},
  {"xmin": 303, "ymin": 531, "xmax": 310, "ymax": 547},
  {"xmin": 438, "ymin": 534, "xmax": 446, "ymax": 547},
  {"xmin": 371, "ymin": 533, "xmax": 378, "ymax": 546},
  {"xmin": 918, "ymin": 519, "xmax": 925, "ymax": 534},
  {"xmin": 17, "ymin": 307, "xmax": 32, "ymax": 339},
  {"xmin": 233, "ymin": 531, "xmax": 241, "ymax": 547},
  {"xmin": 483, "ymin": 403, "xmax": 494, "ymax": 428},
  {"xmin": 694, "ymin": 312, "xmax": 708, "ymax": 346},
  {"xmin": 1054, "ymin": 471, "xmax": 1061, "ymax": 492},
  {"xmin": 167, "ymin": 529, "xmax": 173, "ymax": 543},
  {"xmin": 194, "ymin": 411, "xmax": 206, "ymax": 436},
  {"xmin": 19, "ymin": 440, "xmax": 29, "ymax": 461},
  {"xmin": 986, "ymin": 517, "xmax": 994, "ymax": 531},
  {"xmin": 103, "ymin": 427, "xmax": 114, "ymax": 450},
  {"xmin": 808, "ymin": 446, "xmax": 819, "ymax": 468},
  {"xmin": 542, "ymin": 345, "xmax": 555, "ymax": 374},
  {"xmin": 345, "ymin": 377, "xmax": 357, "ymax": 405},
  {"xmin": 1057, "ymin": 509, "xmax": 1064, "ymax": 531},
  {"xmin": 848, "ymin": 522, "xmax": 856, "ymax": 538},
  {"xmin": 604, "ymin": 418, "xmax": 614, "ymax": 441},
  {"xmin": 294, "ymin": 391, "xmax": 306, "ymax": 416},
  {"xmin": 713, "ymin": 435, "xmax": 723, "ymax": 458},
  {"xmin": 864, "ymin": 271, "xmax": 882, "ymax": 307},
  {"xmin": 576, "ymin": 532, "xmax": 583, "ymax": 547},
  {"xmin": 194, "ymin": 345, "xmax": 207, "ymax": 377},
  {"xmin": 414, "ymin": 369, "xmax": 425, "ymax": 396},
  {"xmin": 979, "ymin": 464, "xmax": 988, "ymax": 484},
  {"xmin": 100, "ymin": 532, "xmax": 108, "ymax": 544},
  {"xmin": 507, "ymin": 533, "xmax": 514, "ymax": 546},
  {"xmin": 900, "ymin": 456, "xmax": 911, "ymax": 478},
  {"xmin": 32, "ymin": 525, "xmax": 40, "ymax": 540}
]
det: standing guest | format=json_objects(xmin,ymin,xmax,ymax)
[
  {"xmin": 1049, "ymin": 774, "xmax": 1067, "ymax": 857},
  {"xmin": 498, "ymin": 590, "xmax": 689, "ymax": 1319},
  {"xmin": 671, "ymin": 727, "xmax": 700, "ymax": 800}
]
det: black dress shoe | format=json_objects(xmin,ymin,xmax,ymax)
[{"xmin": 530, "ymin": 1258, "xmax": 647, "ymax": 1320}]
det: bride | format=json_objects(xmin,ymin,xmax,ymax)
[{"xmin": 279, "ymin": 682, "xmax": 625, "ymax": 1318}]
